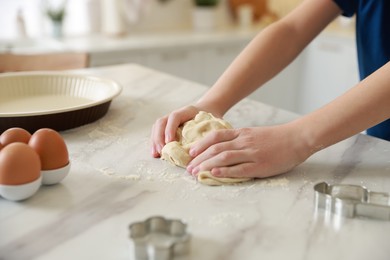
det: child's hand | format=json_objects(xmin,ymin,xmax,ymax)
[
  {"xmin": 187, "ymin": 123, "xmax": 312, "ymax": 178},
  {"xmin": 151, "ymin": 105, "xmax": 200, "ymax": 157}
]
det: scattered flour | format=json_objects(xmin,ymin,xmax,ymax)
[
  {"xmin": 99, "ymin": 167, "xmax": 115, "ymax": 175},
  {"xmin": 97, "ymin": 167, "xmax": 141, "ymax": 181},
  {"xmin": 208, "ymin": 212, "xmax": 244, "ymax": 227},
  {"xmin": 257, "ymin": 177, "xmax": 289, "ymax": 187},
  {"xmin": 94, "ymin": 161, "xmax": 290, "ymax": 190},
  {"xmin": 88, "ymin": 129, "xmax": 109, "ymax": 139},
  {"xmin": 94, "ymin": 160, "xmax": 192, "ymax": 183}
]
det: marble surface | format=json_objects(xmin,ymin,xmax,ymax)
[{"xmin": 1, "ymin": 64, "xmax": 390, "ymax": 260}]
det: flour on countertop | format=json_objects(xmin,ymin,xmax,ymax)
[
  {"xmin": 258, "ymin": 177, "xmax": 289, "ymax": 187},
  {"xmin": 94, "ymin": 160, "xmax": 290, "ymax": 190},
  {"xmin": 94, "ymin": 160, "xmax": 194, "ymax": 183},
  {"xmin": 134, "ymin": 161, "xmax": 184, "ymax": 183},
  {"xmin": 208, "ymin": 212, "xmax": 244, "ymax": 227},
  {"xmin": 97, "ymin": 167, "xmax": 141, "ymax": 181},
  {"xmin": 88, "ymin": 129, "xmax": 110, "ymax": 139},
  {"xmin": 99, "ymin": 167, "xmax": 115, "ymax": 175}
]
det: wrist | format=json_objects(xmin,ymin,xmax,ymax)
[
  {"xmin": 194, "ymin": 99, "xmax": 225, "ymax": 118},
  {"xmin": 287, "ymin": 119, "xmax": 321, "ymax": 160}
]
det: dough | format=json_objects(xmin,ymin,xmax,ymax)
[
  {"xmin": 161, "ymin": 111, "xmax": 251, "ymax": 186},
  {"xmin": 161, "ymin": 141, "xmax": 191, "ymax": 168},
  {"xmin": 197, "ymin": 171, "xmax": 251, "ymax": 186}
]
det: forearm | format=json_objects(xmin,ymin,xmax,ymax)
[
  {"xmin": 296, "ymin": 62, "xmax": 390, "ymax": 154},
  {"xmin": 196, "ymin": 0, "xmax": 341, "ymax": 117},
  {"xmin": 196, "ymin": 22, "xmax": 304, "ymax": 117}
]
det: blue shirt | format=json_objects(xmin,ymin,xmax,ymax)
[{"xmin": 333, "ymin": 0, "xmax": 390, "ymax": 141}]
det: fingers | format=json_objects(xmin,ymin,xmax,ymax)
[
  {"xmin": 192, "ymin": 156, "xmax": 277, "ymax": 179},
  {"xmin": 165, "ymin": 106, "xmax": 201, "ymax": 143},
  {"xmin": 187, "ymin": 141, "xmax": 237, "ymax": 172},
  {"xmin": 211, "ymin": 163, "xmax": 258, "ymax": 178},
  {"xmin": 151, "ymin": 106, "xmax": 200, "ymax": 158},
  {"xmin": 186, "ymin": 125, "xmax": 306, "ymax": 179},
  {"xmin": 185, "ymin": 127, "xmax": 282, "ymax": 179},
  {"xmin": 189, "ymin": 129, "xmax": 239, "ymax": 157},
  {"xmin": 211, "ymin": 163, "xmax": 278, "ymax": 179},
  {"xmin": 165, "ymin": 111, "xmax": 188, "ymax": 143},
  {"xmin": 187, "ymin": 129, "xmax": 246, "ymax": 174},
  {"xmin": 190, "ymin": 149, "xmax": 253, "ymax": 174},
  {"xmin": 151, "ymin": 116, "xmax": 168, "ymax": 158}
]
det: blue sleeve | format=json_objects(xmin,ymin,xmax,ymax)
[{"xmin": 332, "ymin": 0, "xmax": 358, "ymax": 17}]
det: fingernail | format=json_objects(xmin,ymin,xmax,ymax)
[
  {"xmin": 157, "ymin": 144, "xmax": 163, "ymax": 153},
  {"xmin": 189, "ymin": 149, "xmax": 195, "ymax": 157},
  {"xmin": 165, "ymin": 134, "xmax": 171, "ymax": 143},
  {"xmin": 186, "ymin": 165, "xmax": 193, "ymax": 173},
  {"xmin": 192, "ymin": 166, "xmax": 199, "ymax": 174},
  {"xmin": 211, "ymin": 169, "xmax": 220, "ymax": 177}
]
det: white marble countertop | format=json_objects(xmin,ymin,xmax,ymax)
[{"xmin": 1, "ymin": 64, "xmax": 389, "ymax": 260}]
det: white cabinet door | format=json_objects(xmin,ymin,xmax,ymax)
[
  {"xmin": 200, "ymin": 42, "xmax": 248, "ymax": 86},
  {"xmin": 298, "ymin": 34, "xmax": 359, "ymax": 114},
  {"xmin": 191, "ymin": 40, "xmax": 303, "ymax": 113},
  {"xmin": 248, "ymin": 55, "xmax": 304, "ymax": 113},
  {"xmin": 89, "ymin": 50, "xmax": 148, "ymax": 67},
  {"xmin": 146, "ymin": 47, "xmax": 203, "ymax": 83},
  {"xmin": 88, "ymin": 32, "xmax": 358, "ymax": 116}
]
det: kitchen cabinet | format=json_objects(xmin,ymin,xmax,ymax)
[
  {"xmin": 297, "ymin": 33, "xmax": 359, "ymax": 114},
  {"xmin": 248, "ymin": 55, "xmax": 304, "ymax": 113},
  {"xmin": 89, "ymin": 49, "xmax": 148, "ymax": 68},
  {"xmin": 88, "ymin": 41, "xmax": 250, "ymax": 87},
  {"xmin": 200, "ymin": 42, "xmax": 247, "ymax": 85},
  {"xmin": 88, "ymin": 38, "xmax": 304, "ymax": 112},
  {"xmin": 88, "ymin": 30, "xmax": 357, "ymax": 114},
  {"xmin": 0, "ymin": 19, "xmax": 357, "ymax": 114},
  {"xmin": 248, "ymin": 32, "xmax": 358, "ymax": 114},
  {"xmin": 146, "ymin": 47, "xmax": 203, "ymax": 83}
]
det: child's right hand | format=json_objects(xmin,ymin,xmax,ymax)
[{"xmin": 150, "ymin": 105, "xmax": 201, "ymax": 158}]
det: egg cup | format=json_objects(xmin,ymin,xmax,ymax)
[
  {"xmin": 41, "ymin": 162, "xmax": 71, "ymax": 185},
  {"xmin": 0, "ymin": 176, "xmax": 42, "ymax": 201}
]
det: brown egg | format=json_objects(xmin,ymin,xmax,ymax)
[
  {"xmin": 1, "ymin": 128, "xmax": 32, "ymax": 146},
  {"xmin": 28, "ymin": 128, "xmax": 69, "ymax": 170},
  {"xmin": 0, "ymin": 142, "xmax": 41, "ymax": 185}
]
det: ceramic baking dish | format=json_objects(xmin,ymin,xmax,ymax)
[{"xmin": 0, "ymin": 72, "xmax": 122, "ymax": 132}]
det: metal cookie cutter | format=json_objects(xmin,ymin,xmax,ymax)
[
  {"xmin": 129, "ymin": 216, "xmax": 190, "ymax": 260},
  {"xmin": 314, "ymin": 182, "xmax": 390, "ymax": 220}
]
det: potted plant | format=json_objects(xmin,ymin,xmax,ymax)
[
  {"xmin": 194, "ymin": 0, "xmax": 219, "ymax": 6},
  {"xmin": 45, "ymin": 1, "xmax": 67, "ymax": 38},
  {"xmin": 192, "ymin": 0, "xmax": 220, "ymax": 31}
]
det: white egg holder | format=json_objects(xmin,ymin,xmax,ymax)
[
  {"xmin": 42, "ymin": 162, "xmax": 71, "ymax": 185},
  {"xmin": 0, "ymin": 162, "xmax": 70, "ymax": 201}
]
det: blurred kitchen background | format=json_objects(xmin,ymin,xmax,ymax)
[{"xmin": 0, "ymin": 0, "xmax": 358, "ymax": 115}]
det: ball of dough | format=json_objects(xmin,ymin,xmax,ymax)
[
  {"xmin": 161, "ymin": 141, "xmax": 191, "ymax": 168},
  {"xmin": 181, "ymin": 111, "xmax": 232, "ymax": 145},
  {"xmin": 160, "ymin": 111, "xmax": 251, "ymax": 186}
]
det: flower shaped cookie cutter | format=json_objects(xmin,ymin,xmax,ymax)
[
  {"xmin": 314, "ymin": 182, "xmax": 390, "ymax": 220},
  {"xmin": 129, "ymin": 216, "xmax": 191, "ymax": 260}
]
